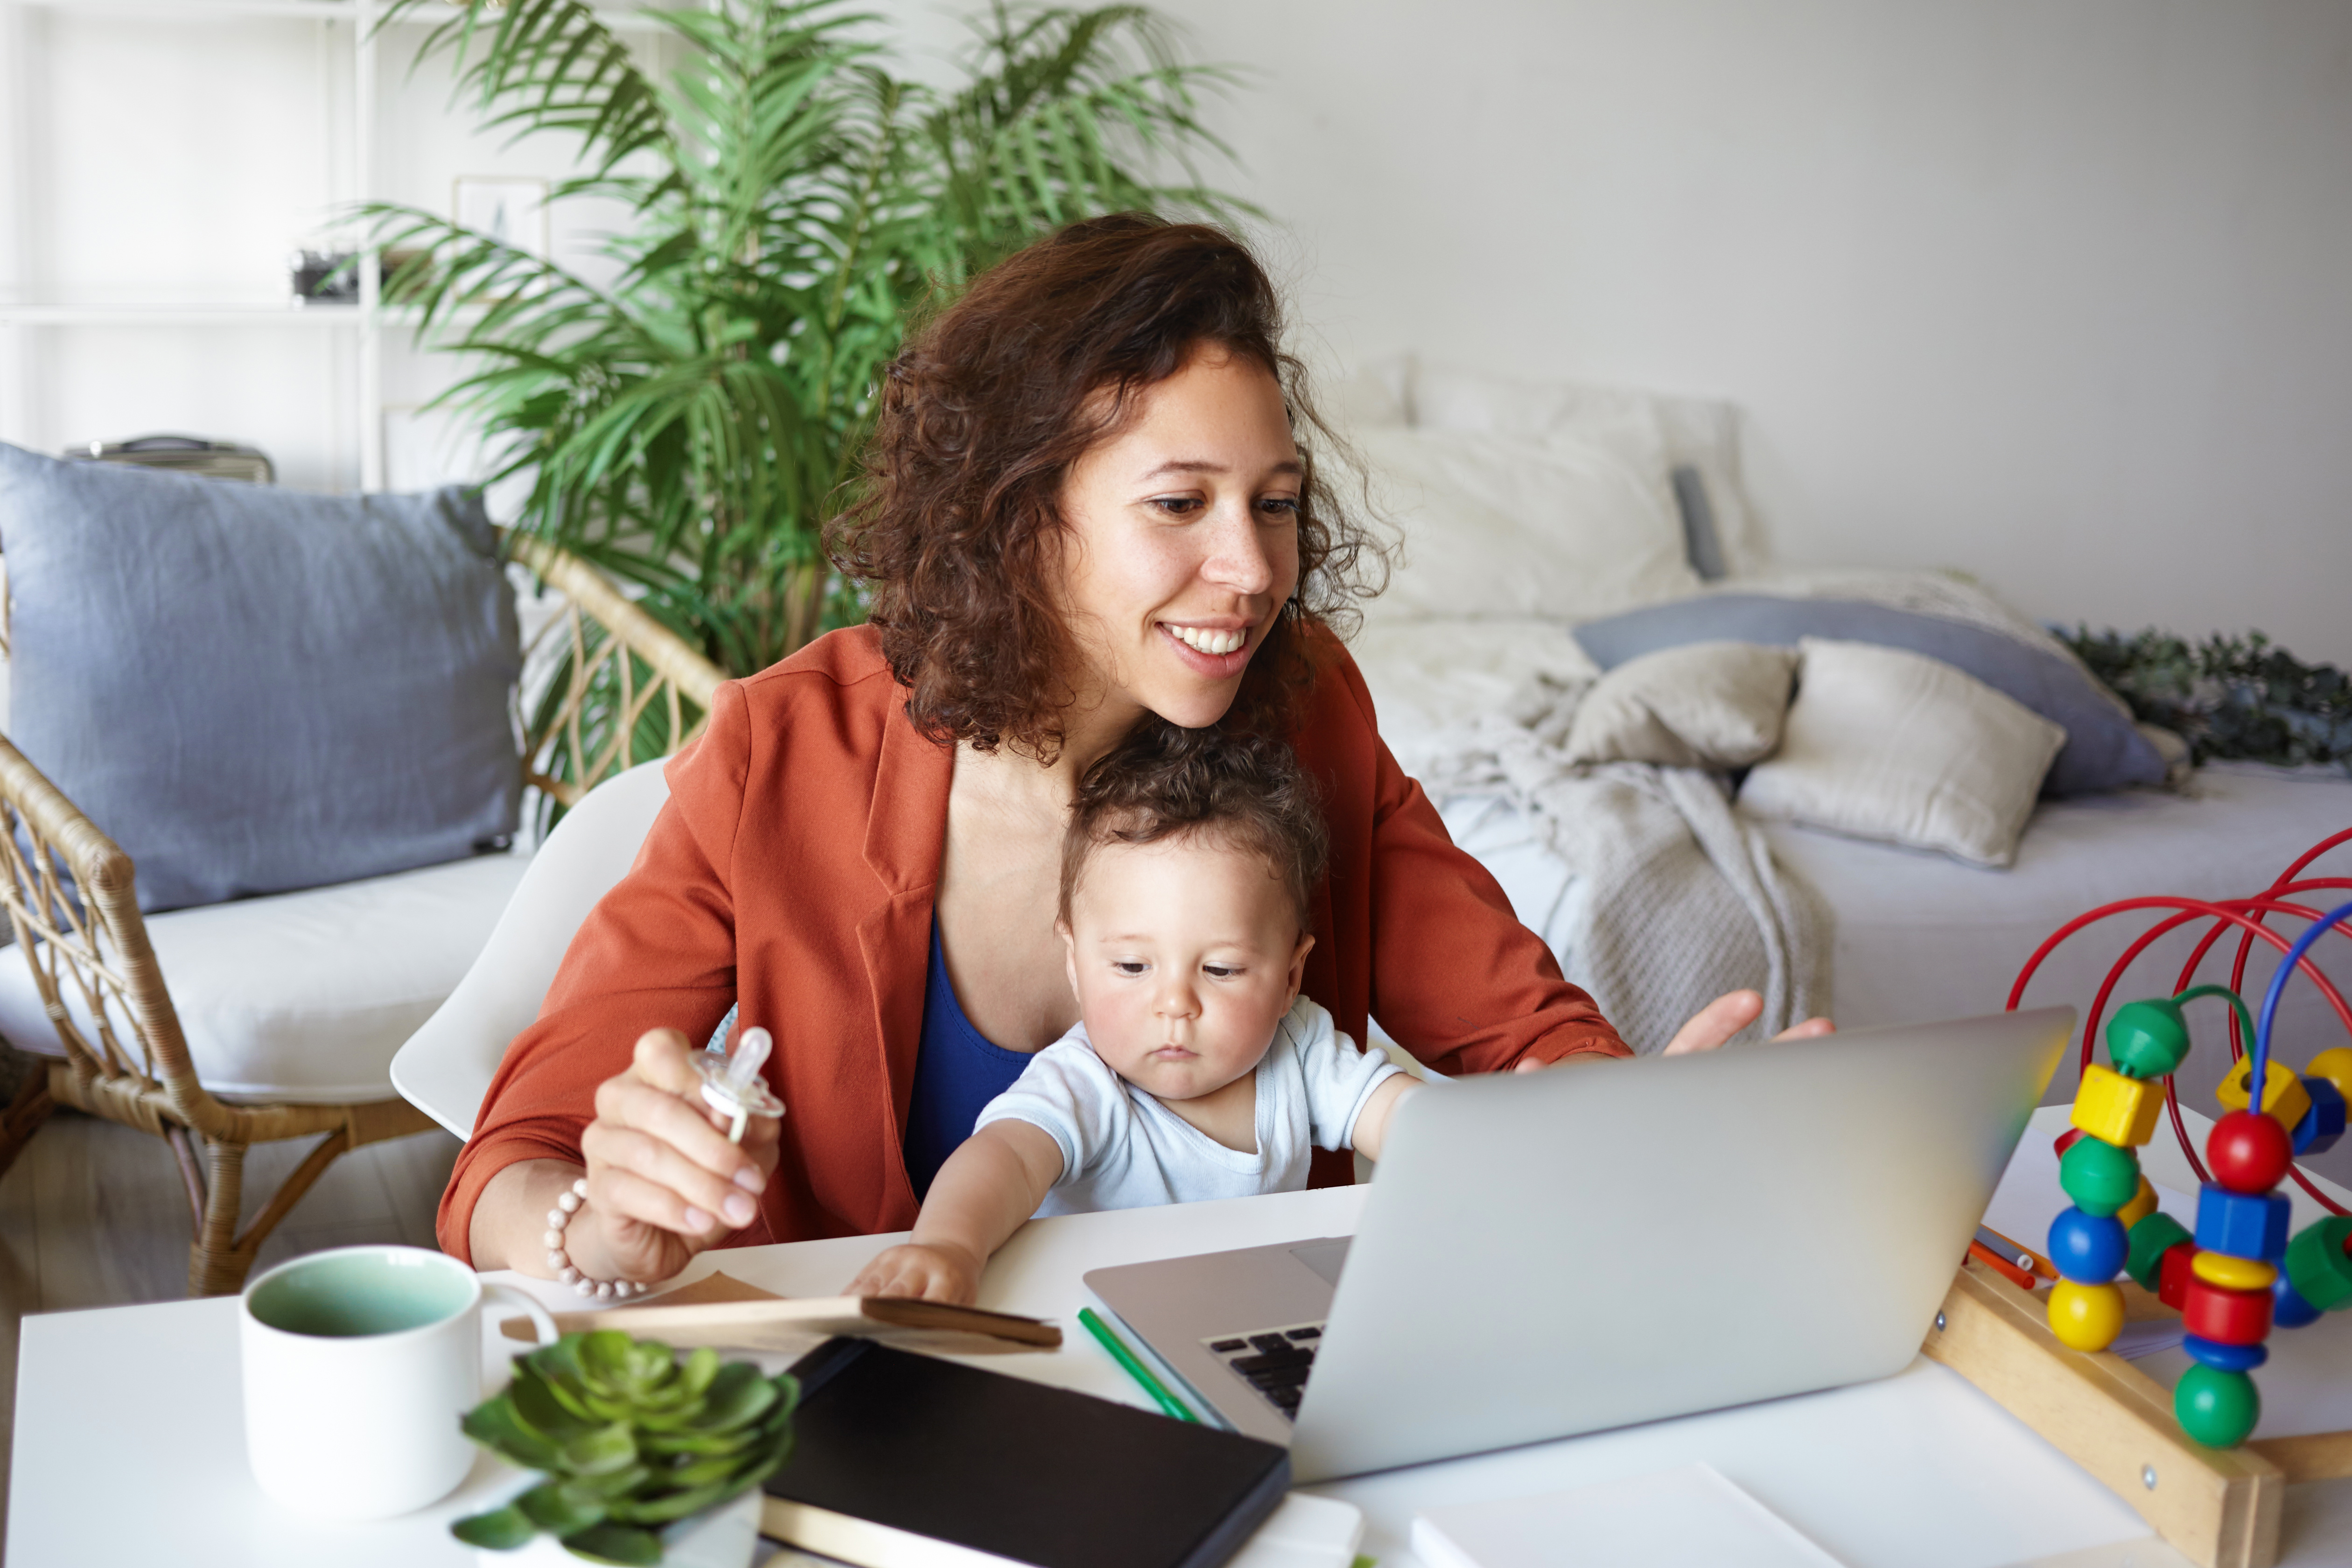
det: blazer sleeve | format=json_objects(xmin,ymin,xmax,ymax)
[
  {"xmin": 1344, "ymin": 661, "xmax": 1631, "ymax": 1075},
  {"xmin": 435, "ymin": 681, "xmax": 753, "ymax": 1263}
]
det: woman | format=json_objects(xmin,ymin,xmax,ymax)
[{"xmin": 449, "ymin": 216, "xmax": 1822, "ymax": 1284}]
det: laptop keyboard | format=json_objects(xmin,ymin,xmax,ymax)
[{"xmin": 1203, "ymin": 1322, "xmax": 1325, "ymax": 1420}]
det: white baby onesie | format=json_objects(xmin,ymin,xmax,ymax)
[{"xmin": 973, "ymin": 994, "xmax": 1402, "ymax": 1217}]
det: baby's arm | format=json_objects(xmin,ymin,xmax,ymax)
[
  {"xmin": 846, "ymin": 1119, "xmax": 1065, "ymax": 1305},
  {"xmin": 1347, "ymin": 1075, "xmax": 1420, "ymax": 1163}
]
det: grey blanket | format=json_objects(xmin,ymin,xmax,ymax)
[{"xmin": 1428, "ymin": 679, "xmax": 1832, "ymax": 1054}]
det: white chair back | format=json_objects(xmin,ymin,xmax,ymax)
[{"xmin": 390, "ymin": 760, "xmax": 673, "ymax": 1139}]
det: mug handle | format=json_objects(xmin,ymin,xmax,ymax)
[{"xmin": 483, "ymin": 1282, "xmax": 561, "ymax": 1349}]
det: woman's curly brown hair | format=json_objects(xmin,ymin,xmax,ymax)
[{"xmin": 828, "ymin": 213, "xmax": 1384, "ymax": 761}]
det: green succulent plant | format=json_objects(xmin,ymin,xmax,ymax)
[{"xmin": 451, "ymin": 1330, "xmax": 798, "ymax": 1566}]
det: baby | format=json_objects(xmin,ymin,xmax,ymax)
[{"xmin": 849, "ymin": 725, "xmax": 1419, "ymax": 1305}]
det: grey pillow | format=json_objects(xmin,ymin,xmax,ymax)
[
  {"xmin": 0, "ymin": 443, "xmax": 522, "ymax": 912},
  {"xmin": 1573, "ymin": 594, "xmax": 2166, "ymax": 798}
]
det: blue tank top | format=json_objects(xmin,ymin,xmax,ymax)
[{"xmin": 901, "ymin": 916, "xmax": 1036, "ymax": 1198}]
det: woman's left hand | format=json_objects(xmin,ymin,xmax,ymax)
[{"xmin": 1512, "ymin": 988, "xmax": 1833, "ymax": 1072}]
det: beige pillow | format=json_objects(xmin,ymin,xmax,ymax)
[
  {"xmin": 1738, "ymin": 637, "xmax": 2066, "ymax": 868},
  {"xmin": 1563, "ymin": 641, "xmax": 1798, "ymax": 768}
]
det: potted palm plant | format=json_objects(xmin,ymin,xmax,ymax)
[{"xmin": 371, "ymin": 0, "xmax": 1251, "ymax": 790}]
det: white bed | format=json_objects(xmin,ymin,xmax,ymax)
[{"xmin": 1336, "ymin": 360, "xmax": 2352, "ymax": 1174}]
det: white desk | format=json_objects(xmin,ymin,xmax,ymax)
[{"xmin": 13, "ymin": 1109, "xmax": 2352, "ymax": 1568}]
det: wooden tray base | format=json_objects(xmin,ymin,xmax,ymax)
[{"xmin": 1925, "ymin": 1260, "xmax": 2352, "ymax": 1568}]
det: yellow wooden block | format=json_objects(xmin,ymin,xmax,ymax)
[
  {"xmin": 2307, "ymin": 1047, "xmax": 2352, "ymax": 1108},
  {"xmin": 2217, "ymin": 1056, "xmax": 2314, "ymax": 1131},
  {"xmin": 2116, "ymin": 1176, "xmax": 2159, "ymax": 1230},
  {"xmin": 2073, "ymin": 1063, "xmax": 2163, "ymax": 1148},
  {"xmin": 2193, "ymin": 1251, "xmax": 2279, "ymax": 1292}
]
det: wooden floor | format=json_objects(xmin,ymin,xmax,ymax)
[{"xmin": 0, "ymin": 1106, "xmax": 460, "ymax": 1547}]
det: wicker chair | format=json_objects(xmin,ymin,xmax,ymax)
[{"xmin": 0, "ymin": 534, "xmax": 724, "ymax": 1295}]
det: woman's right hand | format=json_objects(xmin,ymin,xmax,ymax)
[{"xmin": 570, "ymin": 1028, "xmax": 783, "ymax": 1282}]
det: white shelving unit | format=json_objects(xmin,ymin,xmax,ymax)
[{"xmin": 0, "ymin": 0, "xmax": 659, "ymax": 492}]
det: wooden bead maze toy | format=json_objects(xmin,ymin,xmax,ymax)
[{"xmin": 1921, "ymin": 828, "xmax": 2352, "ymax": 1568}]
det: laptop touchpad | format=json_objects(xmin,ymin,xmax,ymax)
[{"xmin": 1288, "ymin": 1237, "xmax": 1351, "ymax": 1287}]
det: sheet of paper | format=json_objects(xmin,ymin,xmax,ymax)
[{"xmin": 1411, "ymin": 1462, "xmax": 1842, "ymax": 1568}]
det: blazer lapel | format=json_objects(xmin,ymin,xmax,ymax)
[{"xmin": 855, "ymin": 700, "xmax": 952, "ymax": 1227}]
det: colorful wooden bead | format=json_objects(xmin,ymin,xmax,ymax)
[
  {"xmin": 2206, "ymin": 1108, "xmax": 2291, "ymax": 1195},
  {"xmin": 2158, "ymin": 1239, "xmax": 2198, "ymax": 1311},
  {"xmin": 2305, "ymin": 1046, "xmax": 2352, "ymax": 1107},
  {"xmin": 2072, "ymin": 1064, "xmax": 2163, "ymax": 1148},
  {"xmin": 2195, "ymin": 1184, "xmax": 2291, "ymax": 1263},
  {"xmin": 2114, "ymin": 1176, "xmax": 2159, "ymax": 1230},
  {"xmin": 2053, "ymin": 1126, "xmax": 2085, "ymax": 1160},
  {"xmin": 2182, "ymin": 1333, "xmax": 2270, "ymax": 1372},
  {"xmin": 2192, "ymin": 1250, "xmax": 2279, "ymax": 1292},
  {"xmin": 2274, "ymin": 1274, "xmax": 2323, "ymax": 1330},
  {"xmin": 2282, "ymin": 1215, "xmax": 2352, "ymax": 1313},
  {"xmin": 2046, "ymin": 1279, "xmax": 2126, "ymax": 1352},
  {"xmin": 2048, "ymin": 1206, "xmax": 2129, "ymax": 1282},
  {"xmin": 2182, "ymin": 1275, "xmax": 2275, "ymax": 1345},
  {"xmin": 2059, "ymin": 1135, "xmax": 2141, "ymax": 1217},
  {"xmin": 2126, "ymin": 1211, "xmax": 2194, "ymax": 1291},
  {"xmin": 2106, "ymin": 997, "xmax": 2191, "ymax": 1079},
  {"xmin": 2292, "ymin": 1076, "xmax": 2346, "ymax": 1156},
  {"xmin": 2175, "ymin": 1363, "xmax": 2261, "ymax": 1449},
  {"xmin": 2217, "ymin": 1055, "xmax": 2314, "ymax": 1132}
]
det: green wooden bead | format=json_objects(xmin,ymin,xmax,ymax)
[
  {"xmin": 2175, "ymin": 1363, "xmax": 2261, "ymax": 1448},
  {"xmin": 2126, "ymin": 1211, "xmax": 2195, "ymax": 1291},
  {"xmin": 2059, "ymin": 1134, "xmax": 2141, "ymax": 1217},
  {"xmin": 2107, "ymin": 998, "xmax": 2191, "ymax": 1080},
  {"xmin": 2283, "ymin": 1216, "xmax": 2352, "ymax": 1313}
]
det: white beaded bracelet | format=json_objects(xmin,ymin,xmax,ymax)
[{"xmin": 545, "ymin": 1178, "xmax": 651, "ymax": 1299}]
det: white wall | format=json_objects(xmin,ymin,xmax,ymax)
[
  {"xmin": 8, "ymin": 2, "xmax": 2349, "ymax": 665},
  {"xmin": 1102, "ymin": 0, "xmax": 2352, "ymax": 665}
]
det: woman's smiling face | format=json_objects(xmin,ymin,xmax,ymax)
[{"xmin": 1055, "ymin": 344, "xmax": 1303, "ymax": 734}]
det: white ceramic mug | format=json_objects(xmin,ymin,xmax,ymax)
[{"xmin": 240, "ymin": 1244, "xmax": 559, "ymax": 1519}]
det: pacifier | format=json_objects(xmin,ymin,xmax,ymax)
[{"xmin": 694, "ymin": 1025, "xmax": 786, "ymax": 1144}]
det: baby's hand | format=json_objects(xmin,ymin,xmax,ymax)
[{"xmin": 847, "ymin": 1242, "xmax": 981, "ymax": 1305}]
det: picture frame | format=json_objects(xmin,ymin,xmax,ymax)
[{"xmin": 452, "ymin": 175, "xmax": 550, "ymax": 258}]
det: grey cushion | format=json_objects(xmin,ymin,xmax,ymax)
[
  {"xmin": 0, "ymin": 443, "xmax": 521, "ymax": 912},
  {"xmin": 1573, "ymin": 593, "xmax": 2167, "ymax": 798}
]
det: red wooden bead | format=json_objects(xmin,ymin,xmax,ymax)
[
  {"xmin": 2208, "ymin": 1109, "xmax": 2292, "ymax": 1195},
  {"xmin": 2054, "ymin": 1126, "xmax": 2086, "ymax": 1159},
  {"xmin": 2157, "ymin": 1242, "xmax": 2198, "ymax": 1311},
  {"xmin": 2183, "ymin": 1274, "xmax": 2275, "ymax": 1346}
]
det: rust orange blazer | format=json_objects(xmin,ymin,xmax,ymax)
[{"xmin": 439, "ymin": 624, "xmax": 1628, "ymax": 1261}]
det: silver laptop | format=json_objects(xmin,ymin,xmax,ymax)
[{"xmin": 1085, "ymin": 1008, "xmax": 2071, "ymax": 1482}]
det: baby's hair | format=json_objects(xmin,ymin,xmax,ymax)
[{"xmin": 1059, "ymin": 722, "xmax": 1329, "ymax": 930}]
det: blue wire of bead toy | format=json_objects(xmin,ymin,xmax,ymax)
[{"xmin": 2254, "ymin": 898, "xmax": 2352, "ymax": 1102}]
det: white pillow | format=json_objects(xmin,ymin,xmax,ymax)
[
  {"xmin": 1324, "ymin": 353, "xmax": 1414, "ymax": 432},
  {"xmin": 1738, "ymin": 637, "xmax": 2066, "ymax": 869},
  {"xmin": 1563, "ymin": 641, "xmax": 1797, "ymax": 769},
  {"xmin": 1343, "ymin": 427, "xmax": 1700, "ymax": 625},
  {"xmin": 1413, "ymin": 362, "xmax": 1767, "ymax": 577}
]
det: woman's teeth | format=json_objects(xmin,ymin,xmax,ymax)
[{"xmin": 1168, "ymin": 625, "xmax": 1246, "ymax": 656}]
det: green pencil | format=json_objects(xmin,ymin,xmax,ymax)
[{"xmin": 1078, "ymin": 1306, "xmax": 1200, "ymax": 1423}]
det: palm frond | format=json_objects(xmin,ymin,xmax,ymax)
[{"xmin": 372, "ymin": 0, "xmax": 1251, "ymax": 686}]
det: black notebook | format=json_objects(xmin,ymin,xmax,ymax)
[{"xmin": 762, "ymin": 1337, "xmax": 1291, "ymax": 1568}]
